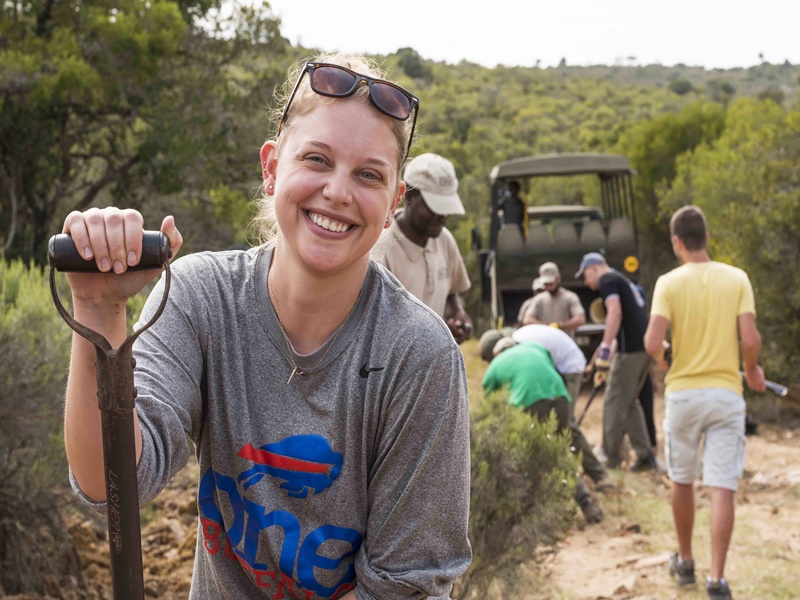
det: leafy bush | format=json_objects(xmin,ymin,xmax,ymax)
[
  {"xmin": 660, "ymin": 98, "xmax": 800, "ymax": 422},
  {"xmin": 668, "ymin": 78, "xmax": 694, "ymax": 96},
  {"xmin": 0, "ymin": 260, "xmax": 84, "ymax": 594},
  {"xmin": 454, "ymin": 391, "xmax": 578, "ymax": 598}
]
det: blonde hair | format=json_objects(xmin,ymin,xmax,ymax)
[{"xmin": 252, "ymin": 53, "xmax": 416, "ymax": 247}]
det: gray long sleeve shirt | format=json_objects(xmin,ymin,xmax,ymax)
[{"xmin": 71, "ymin": 245, "xmax": 471, "ymax": 599}]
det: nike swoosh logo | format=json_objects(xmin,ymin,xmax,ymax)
[{"xmin": 359, "ymin": 363, "xmax": 385, "ymax": 378}]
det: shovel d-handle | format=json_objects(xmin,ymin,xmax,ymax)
[
  {"xmin": 49, "ymin": 231, "xmax": 172, "ymax": 600},
  {"xmin": 49, "ymin": 231, "xmax": 171, "ymax": 272}
]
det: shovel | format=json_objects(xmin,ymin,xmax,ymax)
[
  {"xmin": 49, "ymin": 231, "xmax": 172, "ymax": 600},
  {"xmin": 577, "ymin": 381, "xmax": 604, "ymax": 427}
]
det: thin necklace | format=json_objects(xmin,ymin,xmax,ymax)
[{"xmin": 267, "ymin": 270, "xmax": 357, "ymax": 384}]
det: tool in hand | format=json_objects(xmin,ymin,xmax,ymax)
[
  {"xmin": 738, "ymin": 370, "xmax": 788, "ymax": 397},
  {"xmin": 49, "ymin": 231, "xmax": 172, "ymax": 600},
  {"xmin": 577, "ymin": 381, "xmax": 604, "ymax": 427},
  {"xmin": 592, "ymin": 343, "xmax": 612, "ymax": 388}
]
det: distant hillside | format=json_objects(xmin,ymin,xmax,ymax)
[{"xmin": 545, "ymin": 61, "xmax": 800, "ymax": 105}]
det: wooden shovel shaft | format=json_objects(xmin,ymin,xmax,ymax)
[
  {"xmin": 49, "ymin": 230, "xmax": 172, "ymax": 600},
  {"xmin": 95, "ymin": 345, "xmax": 144, "ymax": 599}
]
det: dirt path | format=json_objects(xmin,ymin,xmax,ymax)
[{"xmin": 532, "ymin": 389, "xmax": 800, "ymax": 600}]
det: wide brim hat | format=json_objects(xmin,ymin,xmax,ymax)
[{"xmin": 479, "ymin": 329, "xmax": 505, "ymax": 362}]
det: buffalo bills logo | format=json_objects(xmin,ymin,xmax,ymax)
[{"xmin": 237, "ymin": 434, "xmax": 343, "ymax": 498}]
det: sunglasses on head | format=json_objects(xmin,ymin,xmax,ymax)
[{"xmin": 278, "ymin": 62, "xmax": 420, "ymax": 161}]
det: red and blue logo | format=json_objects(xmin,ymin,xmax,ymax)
[
  {"xmin": 198, "ymin": 435, "xmax": 359, "ymax": 599},
  {"xmin": 237, "ymin": 434, "xmax": 343, "ymax": 498}
]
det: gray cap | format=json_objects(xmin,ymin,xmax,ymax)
[
  {"xmin": 479, "ymin": 329, "xmax": 505, "ymax": 362},
  {"xmin": 575, "ymin": 252, "xmax": 606, "ymax": 278},
  {"xmin": 538, "ymin": 262, "xmax": 560, "ymax": 284},
  {"xmin": 492, "ymin": 337, "xmax": 518, "ymax": 356}
]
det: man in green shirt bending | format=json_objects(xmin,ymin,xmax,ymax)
[{"xmin": 482, "ymin": 338, "xmax": 604, "ymax": 524}]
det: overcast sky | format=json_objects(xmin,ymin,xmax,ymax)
[{"xmin": 265, "ymin": 0, "xmax": 799, "ymax": 69}]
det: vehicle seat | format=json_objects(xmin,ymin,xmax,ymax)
[
  {"xmin": 497, "ymin": 224, "xmax": 525, "ymax": 252},
  {"xmin": 525, "ymin": 224, "xmax": 551, "ymax": 252},
  {"xmin": 580, "ymin": 220, "xmax": 606, "ymax": 249},
  {"xmin": 607, "ymin": 218, "xmax": 635, "ymax": 248},
  {"xmin": 551, "ymin": 222, "xmax": 579, "ymax": 250}
]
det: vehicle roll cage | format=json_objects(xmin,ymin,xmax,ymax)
[{"xmin": 489, "ymin": 153, "xmax": 638, "ymax": 250}]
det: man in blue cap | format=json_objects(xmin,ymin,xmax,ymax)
[{"xmin": 576, "ymin": 252, "xmax": 656, "ymax": 471}]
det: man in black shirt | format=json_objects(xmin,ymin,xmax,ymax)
[
  {"xmin": 577, "ymin": 252, "xmax": 657, "ymax": 471},
  {"xmin": 498, "ymin": 180, "xmax": 526, "ymax": 230}
]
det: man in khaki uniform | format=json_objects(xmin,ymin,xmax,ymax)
[
  {"xmin": 378, "ymin": 153, "xmax": 472, "ymax": 344},
  {"xmin": 519, "ymin": 262, "xmax": 585, "ymax": 338}
]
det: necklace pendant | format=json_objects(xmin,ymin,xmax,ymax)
[{"xmin": 286, "ymin": 367, "xmax": 304, "ymax": 385}]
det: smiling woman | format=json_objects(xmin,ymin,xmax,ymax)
[
  {"xmin": 60, "ymin": 52, "xmax": 471, "ymax": 600},
  {"xmin": 261, "ymin": 100, "xmax": 402, "ymax": 293},
  {"xmin": 254, "ymin": 55, "xmax": 417, "ymax": 244}
]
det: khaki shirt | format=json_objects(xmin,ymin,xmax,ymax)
[
  {"xmin": 519, "ymin": 288, "xmax": 584, "ymax": 338},
  {"xmin": 377, "ymin": 224, "xmax": 470, "ymax": 318}
]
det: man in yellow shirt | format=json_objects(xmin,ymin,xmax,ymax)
[{"xmin": 644, "ymin": 205, "xmax": 766, "ymax": 600}]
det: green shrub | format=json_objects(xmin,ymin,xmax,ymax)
[
  {"xmin": 668, "ymin": 78, "xmax": 694, "ymax": 95},
  {"xmin": 0, "ymin": 260, "xmax": 71, "ymax": 487},
  {"xmin": 0, "ymin": 260, "xmax": 83, "ymax": 594},
  {"xmin": 454, "ymin": 391, "xmax": 578, "ymax": 598}
]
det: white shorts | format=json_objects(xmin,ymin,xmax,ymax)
[{"xmin": 663, "ymin": 387, "xmax": 746, "ymax": 491}]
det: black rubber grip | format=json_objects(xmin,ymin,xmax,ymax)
[{"xmin": 48, "ymin": 231, "xmax": 171, "ymax": 272}]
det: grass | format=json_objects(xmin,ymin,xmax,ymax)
[
  {"xmin": 532, "ymin": 467, "xmax": 800, "ymax": 598},
  {"xmin": 460, "ymin": 338, "xmax": 487, "ymax": 414}
]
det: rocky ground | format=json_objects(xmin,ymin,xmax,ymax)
[
  {"xmin": 71, "ymin": 462, "xmax": 199, "ymax": 600},
  {"xmin": 5, "ymin": 392, "xmax": 798, "ymax": 599},
  {"xmin": 532, "ymin": 393, "xmax": 800, "ymax": 600},
  {"xmin": 3, "ymin": 462, "xmax": 202, "ymax": 600}
]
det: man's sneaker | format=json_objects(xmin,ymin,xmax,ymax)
[
  {"xmin": 592, "ymin": 443, "xmax": 608, "ymax": 464},
  {"xmin": 578, "ymin": 495, "xmax": 604, "ymax": 524},
  {"xmin": 706, "ymin": 577, "xmax": 732, "ymax": 599},
  {"xmin": 593, "ymin": 475, "xmax": 615, "ymax": 492},
  {"xmin": 629, "ymin": 453, "xmax": 658, "ymax": 472},
  {"xmin": 668, "ymin": 552, "xmax": 696, "ymax": 586}
]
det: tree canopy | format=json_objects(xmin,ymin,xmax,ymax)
[
  {"xmin": 0, "ymin": 0, "xmax": 284, "ymax": 260},
  {"xmin": 662, "ymin": 97, "xmax": 800, "ymax": 380},
  {"xmin": 1, "ymin": 4, "xmax": 798, "ymax": 390}
]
